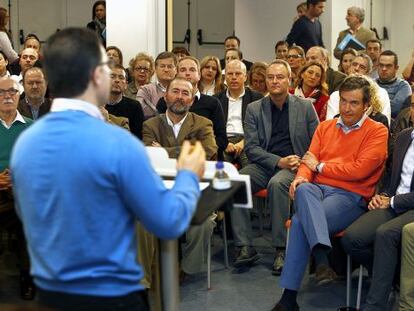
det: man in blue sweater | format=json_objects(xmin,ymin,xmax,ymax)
[
  {"xmin": 376, "ymin": 50, "xmax": 412, "ymax": 118},
  {"xmin": 10, "ymin": 27, "xmax": 206, "ymax": 311},
  {"xmin": 286, "ymin": 0, "xmax": 326, "ymax": 52}
]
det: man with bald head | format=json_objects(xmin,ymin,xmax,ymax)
[
  {"xmin": 230, "ymin": 60, "xmax": 318, "ymax": 274},
  {"xmin": 215, "ymin": 60, "xmax": 262, "ymax": 167},
  {"xmin": 0, "ymin": 77, "xmax": 35, "ymax": 299},
  {"xmin": 18, "ymin": 67, "xmax": 51, "ymax": 120},
  {"xmin": 11, "ymin": 48, "xmax": 40, "ymax": 94},
  {"xmin": 306, "ymin": 46, "xmax": 346, "ymax": 94}
]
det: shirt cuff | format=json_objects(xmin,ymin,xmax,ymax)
[
  {"xmin": 317, "ymin": 162, "xmax": 325, "ymax": 173},
  {"xmin": 390, "ymin": 196, "xmax": 395, "ymax": 209}
]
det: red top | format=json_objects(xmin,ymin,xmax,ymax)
[{"xmin": 296, "ymin": 118, "xmax": 388, "ymax": 201}]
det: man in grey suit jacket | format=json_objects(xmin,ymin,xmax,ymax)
[{"xmin": 231, "ymin": 60, "xmax": 319, "ymax": 274}]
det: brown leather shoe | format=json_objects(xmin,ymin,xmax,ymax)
[{"xmin": 314, "ymin": 264, "xmax": 337, "ymax": 286}]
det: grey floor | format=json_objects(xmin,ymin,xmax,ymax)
[{"xmin": 0, "ymin": 222, "xmax": 399, "ymax": 311}]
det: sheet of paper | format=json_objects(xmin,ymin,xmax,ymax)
[{"xmin": 163, "ymin": 180, "xmax": 210, "ymax": 191}]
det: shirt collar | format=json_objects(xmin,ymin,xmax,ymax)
[
  {"xmin": 166, "ymin": 110, "xmax": 188, "ymax": 127},
  {"xmin": 156, "ymin": 81, "xmax": 167, "ymax": 92},
  {"xmin": 336, "ymin": 113, "xmax": 368, "ymax": 131},
  {"xmin": 194, "ymin": 90, "xmax": 201, "ymax": 101},
  {"xmin": 51, "ymin": 98, "xmax": 104, "ymax": 120},
  {"xmin": 25, "ymin": 97, "xmax": 44, "ymax": 107},
  {"xmin": 411, "ymin": 130, "xmax": 414, "ymax": 140},
  {"xmin": 0, "ymin": 110, "xmax": 26, "ymax": 129},
  {"xmin": 226, "ymin": 88, "xmax": 245, "ymax": 101}
]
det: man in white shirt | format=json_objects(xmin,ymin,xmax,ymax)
[{"xmin": 215, "ymin": 60, "xmax": 263, "ymax": 167}]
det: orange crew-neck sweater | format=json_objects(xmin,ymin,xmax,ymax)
[{"xmin": 297, "ymin": 118, "xmax": 388, "ymax": 201}]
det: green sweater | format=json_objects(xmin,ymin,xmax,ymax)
[{"xmin": 0, "ymin": 116, "xmax": 33, "ymax": 171}]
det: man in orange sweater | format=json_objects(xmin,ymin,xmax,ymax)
[{"xmin": 272, "ymin": 76, "xmax": 388, "ymax": 311}]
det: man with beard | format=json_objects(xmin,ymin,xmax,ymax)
[
  {"xmin": 18, "ymin": 67, "xmax": 51, "ymax": 120},
  {"xmin": 157, "ymin": 56, "xmax": 227, "ymax": 160},
  {"xmin": 105, "ymin": 63, "xmax": 144, "ymax": 139},
  {"xmin": 143, "ymin": 77, "xmax": 217, "ymax": 159},
  {"xmin": 141, "ymin": 77, "xmax": 216, "ymax": 286}
]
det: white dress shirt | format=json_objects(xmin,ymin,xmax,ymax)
[{"xmin": 226, "ymin": 89, "xmax": 245, "ymax": 136}]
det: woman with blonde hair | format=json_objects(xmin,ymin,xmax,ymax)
[
  {"xmin": 248, "ymin": 61, "xmax": 268, "ymax": 96},
  {"xmin": 126, "ymin": 52, "xmax": 155, "ymax": 99},
  {"xmin": 0, "ymin": 7, "xmax": 18, "ymax": 62},
  {"xmin": 199, "ymin": 56, "xmax": 225, "ymax": 95},
  {"xmin": 292, "ymin": 61, "xmax": 329, "ymax": 121}
]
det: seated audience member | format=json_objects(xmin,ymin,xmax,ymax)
[
  {"xmin": 223, "ymin": 48, "xmax": 243, "ymax": 74},
  {"xmin": 341, "ymin": 126, "xmax": 413, "ymax": 311},
  {"xmin": 18, "ymin": 67, "xmax": 51, "ymax": 120},
  {"xmin": 87, "ymin": 1, "xmax": 106, "ymax": 46},
  {"xmin": 306, "ymin": 46, "xmax": 346, "ymax": 94},
  {"xmin": 157, "ymin": 56, "xmax": 228, "ymax": 160},
  {"xmin": 402, "ymin": 49, "xmax": 414, "ymax": 87},
  {"xmin": 333, "ymin": 6, "xmax": 376, "ymax": 60},
  {"xmin": 106, "ymin": 46, "xmax": 123, "ymax": 66},
  {"xmin": 137, "ymin": 51, "xmax": 177, "ymax": 120},
  {"xmin": 199, "ymin": 55, "xmax": 225, "ymax": 96},
  {"xmin": 0, "ymin": 51, "xmax": 10, "ymax": 78},
  {"xmin": 393, "ymin": 93, "xmax": 414, "ymax": 138},
  {"xmin": 230, "ymin": 60, "xmax": 318, "ymax": 275},
  {"xmin": 8, "ymin": 34, "xmax": 42, "ymax": 75},
  {"xmin": 286, "ymin": 0, "xmax": 325, "ymax": 53},
  {"xmin": 220, "ymin": 35, "xmax": 253, "ymax": 71},
  {"xmin": 11, "ymin": 28, "xmax": 205, "ymax": 311},
  {"xmin": 105, "ymin": 64, "xmax": 144, "ymax": 139},
  {"xmin": 273, "ymin": 76, "xmax": 388, "ymax": 311},
  {"xmin": 376, "ymin": 50, "xmax": 412, "ymax": 118},
  {"xmin": 215, "ymin": 60, "xmax": 263, "ymax": 168},
  {"xmin": 294, "ymin": 2, "xmax": 307, "ymax": 22},
  {"xmin": 327, "ymin": 53, "xmax": 391, "ymax": 125},
  {"xmin": 366, "ymin": 39, "xmax": 382, "ymax": 80},
  {"xmin": 24, "ymin": 34, "xmax": 41, "ymax": 56},
  {"xmin": 11, "ymin": 48, "xmax": 39, "ymax": 93},
  {"xmin": 400, "ymin": 222, "xmax": 414, "ymax": 311},
  {"xmin": 338, "ymin": 48, "xmax": 358, "ymax": 75},
  {"xmin": 142, "ymin": 77, "xmax": 216, "ymax": 278},
  {"xmin": 171, "ymin": 46, "xmax": 190, "ymax": 61},
  {"xmin": 248, "ymin": 61, "xmax": 268, "ymax": 96},
  {"xmin": 286, "ymin": 46, "xmax": 306, "ymax": 85},
  {"xmin": 0, "ymin": 77, "xmax": 35, "ymax": 300},
  {"xmin": 275, "ymin": 41, "xmax": 289, "ymax": 61},
  {"xmin": 125, "ymin": 53, "xmax": 155, "ymax": 100},
  {"xmin": 291, "ymin": 61, "xmax": 329, "ymax": 121},
  {"xmin": 143, "ymin": 77, "xmax": 217, "ymax": 159}
]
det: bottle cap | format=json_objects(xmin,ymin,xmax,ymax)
[{"xmin": 215, "ymin": 161, "xmax": 224, "ymax": 169}]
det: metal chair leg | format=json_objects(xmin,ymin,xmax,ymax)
[
  {"xmin": 347, "ymin": 255, "xmax": 351, "ymax": 307},
  {"xmin": 356, "ymin": 264, "xmax": 363, "ymax": 310},
  {"xmin": 207, "ymin": 235, "xmax": 211, "ymax": 290},
  {"xmin": 222, "ymin": 214, "xmax": 229, "ymax": 269}
]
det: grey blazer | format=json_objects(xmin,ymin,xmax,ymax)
[{"xmin": 244, "ymin": 94, "xmax": 319, "ymax": 172}]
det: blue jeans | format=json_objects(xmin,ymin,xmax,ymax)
[{"xmin": 279, "ymin": 183, "xmax": 366, "ymax": 290}]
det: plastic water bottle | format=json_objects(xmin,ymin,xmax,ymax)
[{"xmin": 212, "ymin": 161, "xmax": 231, "ymax": 190}]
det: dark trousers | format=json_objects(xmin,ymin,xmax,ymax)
[
  {"xmin": 37, "ymin": 288, "xmax": 149, "ymax": 311},
  {"xmin": 342, "ymin": 209, "xmax": 414, "ymax": 311}
]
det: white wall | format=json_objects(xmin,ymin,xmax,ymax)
[
  {"xmin": 234, "ymin": 0, "xmax": 297, "ymax": 64},
  {"xmin": 107, "ymin": 0, "xmax": 166, "ymax": 68}
]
